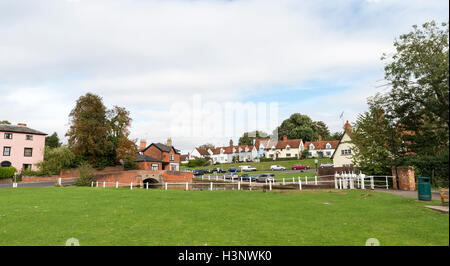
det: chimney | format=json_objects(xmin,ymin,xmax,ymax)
[
  {"xmin": 344, "ymin": 120, "xmax": 352, "ymax": 132},
  {"xmin": 283, "ymin": 135, "xmax": 287, "ymax": 141},
  {"xmin": 139, "ymin": 139, "xmax": 147, "ymax": 150},
  {"xmin": 318, "ymin": 135, "xmax": 322, "ymax": 141},
  {"xmin": 166, "ymin": 137, "xmax": 172, "ymax": 147},
  {"xmin": 229, "ymin": 139, "xmax": 233, "ymax": 147},
  {"xmin": 17, "ymin": 123, "xmax": 27, "ymax": 127}
]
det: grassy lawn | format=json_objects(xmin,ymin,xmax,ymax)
[
  {"xmin": 0, "ymin": 187, "xmax": 448, "ymax": 246},
  {"xmin": 183, "ymin": 158, "xmax": 332, "ymax": 171}
]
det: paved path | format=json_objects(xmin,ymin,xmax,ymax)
[
  {"xmin": 0, "ymin": 179, "xmax": 75, "ymax": 189},
  {"xmin": 373, "ymin": 189, "xmax": 443, "ymax": 201}
]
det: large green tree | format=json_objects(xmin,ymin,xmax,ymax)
[
  {"xmin": 315, "ymin": 121, "xmax": 330, "ymax": 140},
  {"xmin": 238, "ymin": 131, "xmax": 268, "ymax": 145},
  {"xmin": 275, "ymin": 113, "xmax": 318, "ymax": 141},
  {"xmin": 66, "ymin": 93, "xmax": 113, "ymax": 167},
  {"xmin": 380, "ymin": 21, "xmax": 449, "ymax": 155},
  {"xmin": 107, "ymin": 106, "xmax": 137, "ymax": 165},
  {"xmin": 45, "ymin": 132, "xmax": 62, "ymax": 148}
]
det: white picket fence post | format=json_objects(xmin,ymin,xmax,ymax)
[
  {"xmin": 12, "ymin": 182, "xmax": 17, "ymax": 188},
  {"xmin": 210, "ymin": 182, "xmax": 213, "ymax": 191},
  {"xmin": 334, "ymin": 174, "xmax": 338, "ymax": 189},
  {"xmin": 282, "ymin": 178, "xmax": 285, "ymax": 185},
  {"xmin": 370, "ymin": 176, "xmax": 374, "ymax": 190},
  {"xmin": 361, "ymin": 175, "xmax": 365, "ymax": 189},
  {"xmin": 201, "ymin": 175, "xmax": 204, "ymax": 180},
  {"xmin": 186, "ymin": 182, "xmax": 189, "ymax": 191},
  {"xmin": 208, "ymin": 176, "xmax": 210, "ymax": 181},
  {"xmin": 58, "ymin": 178, "xmax": 62, "ymax": 186},
  {"xmin": 292, "ymin": 177, "xmax": 295, "ymax": 184},
  {"xmin": 91, "ymin": 181, "xmax": 94, "ymax": 187},
  {"xmin": 298, "ymin": 179, "xmax": 302, "ymax": 190},
  {"xmin": 339, "ymin": 178, "xmax": 342, "ymax": 189},
  {"xmin": 96, "ymin": 181, "xmax": 99, "ymax": 187},
  {"xmin": 269, "ymin": 180, "xmax": 272, "ymax": 191},
  {"xmin": 385, "ymin": 176, "xmax": 389, "ymax": 190},
  {"xmin": 165, "ymin": 182, "xmax": 168, "ymax": 190},
  {"xmin": 314, "ymin": 175, "xmax": 317, "ymax": 185},
  {"xmin": 103, "ymin": 181, "xmax": 106, "ymax": 188},
  {"xmin": 145, "ymin": 182, "xmax": 148, "ymax": 189},
  {"xmin": 238, "ymin": 182, "xmax": 241, "ymax": 190},
  {"xmin": 130, "ymin": 182, "xmax": 133, "ymax": 190}
]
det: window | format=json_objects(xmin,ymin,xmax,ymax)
[
  {"xmin": 4, "ymin": 133, "xmax": 12, "ymax": 139},
  {"xmin": 24, "ymin": 148, "xmax": 33, "ymax": 157},
  {"xmin": 23, "ymin": 164, "xmax": 32, "ymax": 170},
  {"xmin": 326, "ymin": 143, "xmax": 331, "ymax": 149},
  {"xmin": 286, "ymin": 146, "xmax": 290, "ymax": 150},
  {"xmin": 170, "ymin": 154, "xmax": 174, "ymax": 161},
  {"xmin": 286, "ymin": 153, "xmax": 291, "ymax": 157},
  {"xmin": 309, "ymin": 152, "xmax": 313, "ymax": 156},
  {"xmin": 309, "ymin": 144, "xmax": 314, "ymax": 150},
  {"xmin": 26, "ymin": 135, "xmax": 33, "ymax": 140},
  {"xmin": 341, "ymin": 149, "xmax": 352, "ymax": 155},
  {"xmin": 326, "ymin": 151, "xmax": 331, "ymax": 156},
  {"xmin": 151, "ymin": 164, "xmax": 159, "ymax": 171},
  {"xmin": 3, "ymin": 147, "xmax": 11, "ymax": 156},
  {"xmin": 269, "ymin": 154, "xmax": 274, "ymax": 158},
  {"xmin": 0, "ymin": 161, "xmax": 11, "ymax": 167}
]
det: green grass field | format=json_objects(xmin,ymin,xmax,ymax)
[
  {"xmin": 0, "ymin": 187, "xmax": 448, "ymax": 246},
  {"xmin": 183, "ymin": 158, "xmax": 332, "ymax": 171}
]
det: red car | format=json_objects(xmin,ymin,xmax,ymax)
[{"xmin": 291, "ymin": 164, "xmax": 310, "ymax": 170}]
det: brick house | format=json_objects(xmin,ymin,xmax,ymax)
[
  {"xmin": 0, "ymin": 123, "xmax": 47, "ymax": 171},
  {"xmin": 135, "ymin": 138, "xmax": 181, "ymax": 171}
]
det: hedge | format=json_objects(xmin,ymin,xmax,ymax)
[{"xmin": 0, "ymin": 167, "xmax": 17, "ymax": 179}]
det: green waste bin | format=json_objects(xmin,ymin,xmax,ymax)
[{"xmin": 418, "ymin": 177, "xmax": 431, "ymax": 201}]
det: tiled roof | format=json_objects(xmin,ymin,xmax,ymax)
[
  {"xmin": 134, "ymin": 154, "xmax": 163, "ymax": 162},
  {"xmin": 196, "ymin": 148, "xmax": 210, "ymax": 156},
  {"xmin": 180, "ymin": 154, "xmax": 189, "ymax": 161},
  {"xmin": 142, "ymin": 143, "xmax": 180, "ymax": 154},
  {"xmin": 264, "ymin": 139, "xmax": 303, "ymax": 150},
  {"xmin": 305, "ymin": 140, "xmax": 339, "ymax": 150},
  {"xmin": 211, "ymin": 145, "xmax": 255, "ymax": 155},
  {"xmin": 0, "ymin": 124, "xmax": 47, "ymax": 136}
]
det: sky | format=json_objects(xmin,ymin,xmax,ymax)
[{"xmin": 0, "ymin": 0, "xmax": 448, "ymax": 153}]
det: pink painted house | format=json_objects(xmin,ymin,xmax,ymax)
[{"xmin": 0, "ymin": 123, "xmax": 47, "ymax": 171}]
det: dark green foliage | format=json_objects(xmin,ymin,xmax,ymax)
[
  {"xmin": 398, "ymin": 152, "xmax": 449, "ymax": 188},
  {"xmin": 45, "ymin": 132, "xmax": 61, "ymax": 148},
  {"xmin": 0, "ymin": 167, "xmax": 16, "ymax": 179},
  {"xmin": 238, "ymin": 131, "xmax": 268, "ymax": 145},
  {"xmin": 275, "ymin": 113, "xmax": 318, "ymax": 141},
  {"xmin": 0, "ymin": 120, "xmax": 11, "ymax": 125},
  {"xmin": 187, "ymin": 158, "xmax": 210, "ymax": 167},
  {"xmin": 74, "ymin": 162, "xmax": 95, "ymax": 186}
]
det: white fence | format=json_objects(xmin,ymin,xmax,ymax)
[{"xmin": 333, "ymin": 172, "xmax": 393, "ymax": 190}]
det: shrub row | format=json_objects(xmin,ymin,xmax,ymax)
[{"xmin": 0, "ymin": 167, "xmax": 17, "ymax": 179}]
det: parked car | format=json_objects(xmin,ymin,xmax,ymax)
[
  {"xmin": 291, "ymin": 164, "xmax": 310, "ymax": 171},
  {"xmin": 202, "ymin": 169, "xmax": 212, "ymax": 174},
  {"xmin": 228, "ymin": 168, "xmax": 241, "ymax": 173},
  {"xmin": 320, "ymin": 163, "xmax": 334, "ymax": 168},
  {"xmin": 238, "ymin": 174, "xmax": 257, "ymax": 182},
  {"xmin": 257, "ymin": 173, "xmax": 275, "ymax": 183},
  {"xmin": 240, "ymin": 165, "xmax": 257, "ymax": 172},
  {"xmin": 224, "ymin": 173, "xmax": 237, "ymax": 180},
  {"xmin": 211, "ymin": 168, "xmax": 226, "ymax": 173},
  {"xmin": 270, "ymin": 165, "xmax": 286, "ymax": 171},
  {"xmin": 193, "ymin": 169, "xmax": 205, "ymax": 176}
]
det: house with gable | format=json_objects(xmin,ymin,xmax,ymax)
[
  {"xmin": 188, "ymin": 147, "xmax": 210, "ymax": 160},
  {"xmin": 331, "ymin": 121, "xmax": 356, "ymax": 167},
  {"xmin": 264, "ymin": 135, "xmax": 304, "ymax": 160},
  {"xmin": 304, "ymin": 136, "xmax": 339, "ymax": 158},
  {"xmin": 135, "ymin": 138, "xmax": 181, "ymax": 171},
  {"xmin": 208, "ymin": 139, "xmax": 258, "ymax": 164}
]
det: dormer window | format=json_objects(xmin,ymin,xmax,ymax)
[
  {"xmin": 286, "ymin": 146, "xmax": 290, "ymax": 151},
  {"xmin": 309, "ymin": 144, "xmax": 315, "ymax": 150},
  {"xmin": 325, "ymin": 143, "xmax": 331, "ymax": 149}
]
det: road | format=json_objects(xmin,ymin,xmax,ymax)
[{"xmin": 0, "ymin": 179, "xmax": 75, "ymax": 189}]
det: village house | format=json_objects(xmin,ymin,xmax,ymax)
[
  {"xmin": 264, "ymin": 135, "xmax": 304, "ymax": 160},
  {"xmin": 0, "ymin": 123, "xmax": 47, "ymax": 171},
  {"xmin": 253, "ymin": 138, "xmax": 270, "ymax": 160},
  {"xmin": 304, "ymin": 136, "xmax": 339, "ymax": 158},
  {"xmin": 331, "ymin": 121, "xmax": 356, "ymax": 167},
  {"xmin": 208, "ymin": 139, "xmax": 258, "ymax": 164},
  {"xmin": 188, "ymin": 147, "xmax": 210, "ymax": 160},
  {"xmin": 135, "ymin": 138, "xmax": 181, "ymax": 171}
]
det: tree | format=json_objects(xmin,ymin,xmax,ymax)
[
  {"xmin": 199, "ymin": 143, "xmax": 215, "ymax": 150},
  {"xmin": 0, "ymin": 120, "xmax": 11, "ymax": 125},
  {"xmin": 66, "ymin": 93, "xmax": 112, "ymax": 167},
  {"xmin": 45, "ymin": 132, "xmax": 62, "ymax": 148},
  {"xmin": 107, "ymin": 106, "xmax": 137, "ymax": 165},
  {"xmin": 36, "ymin": 146, "xmax": 76, "ymax": 176},
  {"xmin": 275, "ymin": 113, "xmax": 318, "ymax": 141},
  {"xmin": 351, "ymin": 99, "xmax": 401, "ymax": 175},
  {"xmin": 329, "ymin": 132, "xmax": 342, "ymax": 141},
  {"xmin": 238, "ymin": 131, "xmax": 268, "ymax": 145},
  {"xmin": 314, "ymin": 121, "xmax": 330, "ymax": 140},
  {"xmin": 380, "ymin": 21, "xmax": 449, "ymax": 155}
]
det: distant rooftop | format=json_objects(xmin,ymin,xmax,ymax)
[{"xmin": 0, "ymin": 124, "xmax": 47, "ymax": 136}]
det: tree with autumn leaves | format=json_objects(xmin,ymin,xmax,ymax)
[{"xmin": 66, "ymin": 93, "xmax": 137, "ymax": 168}]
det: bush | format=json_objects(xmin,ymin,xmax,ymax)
[
  {"xmin": 36, "ymin": 146, "xmax": 76, "ymax": 176},
  {"xmin": 259, "ymin": 157, "xmax": 300, "ymax": 162},
  {"xmin": 21, "ymin": 169, "xmax": 45, "ymax": 177},
  {"xmin": 0, "ymin": 167, "xmax": 17, "ymax": 179},
  {"xmin": 187, "ymin": 158, "xmax": 210, "ymax": 168},
  {"xmin": 124, "ymin": 159, "xmax": 136, "ymax": 170},
  {"xmin": 74, "ymin": 162, "xmax": 95, "ymax": 186}
]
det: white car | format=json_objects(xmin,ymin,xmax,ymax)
[
  {"xmin": 270, "ymin": 165, "xmax": 286, "ymax": 171},
  {"xmin": 240, "ymin": 165, "xmax": 257, "ymax": 172}
]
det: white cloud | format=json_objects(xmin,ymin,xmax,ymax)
[{"xmin": 0, "ymin": 0, "xmax": 448, "ymax": 153}]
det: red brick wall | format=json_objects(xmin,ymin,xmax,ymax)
[
  {"xmin": 60, "ymin": 165, "xmax": 125, "ymax": 179},
  {"xmin": 144, "ymin": 145, "xmax": 163, "ymax": 160},
  {"xmin": 163, "ymin": 171, "xmax": 193, "ymax": 183},
  {"xmin": 136, "ymin": 162, "xmax": 162, "ymax": 170}
]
